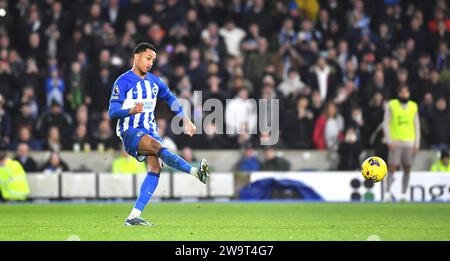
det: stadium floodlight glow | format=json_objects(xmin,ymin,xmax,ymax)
[{"xmin": 0, "ymin": 9, "xmax": 6, "ymax": 17}]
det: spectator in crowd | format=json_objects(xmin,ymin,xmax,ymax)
[
  {"xmin": 14, "ymin": 143, "xmax": 38, "ymax": 173},
  {"xmin": 203, "ymin": 75, "xmax": 227, "ymax": 104},
  {"xmin": 70, "ymin": 124, "xmax": 92, "ymax": 152},
  {"xmin": 186, "ymin": 48, "xmax": 206, "ymax": 90},
  {"xmin": 428, "ymin": 69, "xmax": 449, "ymax": 101},
  {"xmin": 19, "ymin": 59, "xmax": 42, "ymax": 95},
  {"xmin": 278, "ymin": 68, "xmax": 306, "ymax": 102},
  {"xmin": 261, "ymin": 146, "xmax": 291, "ymax": 171},
  {"xmin": 363, "ymin": 69, "xmax": 390, "ymax": 103},
  {"xmin": 428, "ymin": 6, "xmax": 450, "ymax": 33},
  {"xmin": 0, "ymin": 94, "xmax": 11, "ymax": 150},
  {"xmin": 244, "ymin": 37, "xmax": 273, "ymax": 84},
  {"xmin": 427, "ymin": 97, "xmax": 450, "ymax": 151},
  {"xmin": 13, "ymin": 102, "xmax": 37, "ymax": 137},
  {"xmin": 278, "ymin": 17, "xmax": 297, "ymax": 48},
  {"xmin": 45, "ymin": 66, "xmax": 66, "ymax": 109},
  {"xmin": 219, "ymin": 19, "xmax": 246, "ymax": 57},
  {"xmin": 236, "ymin": 143, "xmax": 261, "ymax": 171},
  {"xmin": 9, "ymin": 126, "xmax": 42, "ymax": 151},
  {"xmin": 436, "ymin": 40, "xmax": 450, "ymax": 71},
  {"xmin": 199, "ymin": 120, "xmax": 228, "ymax": 149},
  {"xmin": 24, "ymin": 33, "xmax": 46, "ymax": 69},
  {"xmin": 40, "ymin": 151, "xmax": 69, "ymax": 174},
  {"xmin": 309, "ymin": 89, "xmax": 323, "ymax": 122},
  {"xmin": 225, "ymin": 87, "xmax": 257, "ymax": 136},
  {"xmin": 201, "ymin": 22, "xmax": 228, "ymax": 63},
  {"xmin": 241, "ymin": 22, "xmax": 261, "ymax": 54},
  {"xmin": 310, "ymin": 56, "xmax": 337, "ymax": 102},
  {"xmin": 258, "ymin": 75, "xmax": 285, "ymax": 126},
  {"xmin": 93, "ymin": 119, "xmax": 120, "ymax": 151},
  {"xmin": 19, "ymin": 86, "xmax": 39, "ymax": 119},
  {"xmin": 43, "ymin": 126, "xmax": 64, "ymax": 152},
  {"xmin": 66, "ymin": 61, "xmax": 90, "ymax": 113},
  {"xmin": 89, "ymin": 50, "xmax": 116, "ymax": 115},
  {"xmin": 290, "ymin": 0, "xmax": 320, "ymax": 21},
  {"xmin": 363, "ymin": 91, "xmax": 386, "ymax": 145},
  {"xmin": 324, "ymin": 101, "xmax": 344, "ymax": 151},
  {"xmin": 313, "ymin": 101, "xmax": 343, "ymax": 150},
  {"xmin": 337, "ymin": 127, "xmax": 363, "ymax": 170},
  {"xmin": 430, "ymin": 150, "xmax": 450, "ymax": 172},
  {"xmin": 35, "ymin": 100, "xmax": 72, "ymax": 139},
  {"xmin": 259, "ymin": 130, "xmax": 286, "ymax": 149},
  {"xmin": 112, "ymin": 147, "xmax": 146, "ymax": 175},
  {"xmin": 74, "ymin": 104, "xmax": 92, "ymax": 133},
  {"xmin": 336, "ymin": 40, "xmax": 357, "ymax": 73},
  {"xmin": 284, "ymin": 96, "xmax": 314, "ymax": 148},
  {"xmin": 0, "ymin": 53, "xmax": 14, "ymax": 109}
]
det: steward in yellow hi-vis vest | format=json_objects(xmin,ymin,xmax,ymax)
[
  {"xmin": 112, "ymin": 150, "xmax": 147, "ymax": 175},
  {"xmin": 431, "ymin": 150, "xmax": 450, "ymax": 172},
  {"xmin": 383, "ymin": 85, "xmax": 420, "ymax": 202},
  {"xmin": 0, "ymin": 152, "xmax": 30, "ymax": 201},
  {"xmin": 389, "ymin": 99, "xmax": 418, "ymax": 142}
]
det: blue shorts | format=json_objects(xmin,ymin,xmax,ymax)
[{"xmin": 121, "ymin": 128, "xmax": 164, "ymax": 162}]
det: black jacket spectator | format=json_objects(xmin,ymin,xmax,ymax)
[
  {"xmin": 35, "ymin": 101, "xmax": 72, "ymax": 139},
  {"xmin": 261, "ymin": 147, "xmax": 291, "ymax": 171},
  {"xmin": 14, "ymin": 155, "xmax": 38, "ymax": 172},
  {"xmin": 283, "ymin": 97, "xmax": 314, "ymax": 149},
  {"xmin": 40, "ymin": 152, "xmax": 69, "ymax": 174},
  {"xmin": 427, "ymin": 98, "xmax": 450, "ymax": 148},
  {"xmin": 338, "ymin": 128, "xmax": 363, "ymax": 170},
  {"xmin": 14, "ymin": 143, "xmax": 38, "ymax": 172}
]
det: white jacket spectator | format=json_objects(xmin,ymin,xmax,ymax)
[
  {"xmin": 314, "ymin": 57, "xmax": 331, "ymax": 101},
  {"xmin": 219, "ymin": 20, "xmax": 246, "ymax": 57},
  {"xmin": 225, "ymin": 88, "xmax": 257, "ymax": 136},
  {"xmin": 325, "ymin": 114, "xmax": 344, "ymax": 151},
  {"xmin": 278, "ymin": 68, "xmax": 305, "ymax": 97}
]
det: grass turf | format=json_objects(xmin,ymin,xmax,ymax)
[{"xmin": 0, "ymin": 202, "xmax": 449, "ymax": 241}]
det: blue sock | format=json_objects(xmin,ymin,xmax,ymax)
[
  {"xmin": 158, "ymin": 148, "xmax": 192, "ymax": 174},
  {"xmin": 134, "ymin": 172, "xmax": 160, "ymax": 211}
]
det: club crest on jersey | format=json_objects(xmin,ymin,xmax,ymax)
[
  {"xmin": 152, "ymin": 83, "xmax": 158, "ymax": 97},
  {"xmin": 136, "ymin": 131, "xmax": 144, "ymax": 137}
]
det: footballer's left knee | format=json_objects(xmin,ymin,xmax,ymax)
[{"xmin": 146, "ymin": 155, "xmax": 162, "ymax": 174}]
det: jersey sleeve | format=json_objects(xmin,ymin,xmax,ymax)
[
  {"xmin": 156, "ymin": 77, "xmax": 185, "ymax": 117},
  {"xmin": 108, "ymin": 78, "xmax": 130, "ymax": 120}
]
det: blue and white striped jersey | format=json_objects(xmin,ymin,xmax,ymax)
[{"xmin": 108, "ymin": 70, "xmax": 184, "ymax": 139}]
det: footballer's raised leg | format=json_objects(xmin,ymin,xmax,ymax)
[{"xmin": 138, "ymin": 134, "xmax": 211, "ymax": 184}]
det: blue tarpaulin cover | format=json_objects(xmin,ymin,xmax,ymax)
[{"xmin": 239, "ymin": 178, "xmax": 323, "ymax": 200}]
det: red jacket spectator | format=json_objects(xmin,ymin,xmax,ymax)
[
  {"xmin": 428, "ymin": 19, "xmax": 450, "ymax": 32},
  {"xmin": 313, "ymin": 114, "xmax": 327, "ymax": 150}
]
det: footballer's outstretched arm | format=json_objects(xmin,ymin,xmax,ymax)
[{"xmin": 157, "ymin": 77, "xmax": 196, "ymax": 136}]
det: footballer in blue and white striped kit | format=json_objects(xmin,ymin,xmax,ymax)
[{"xmin": 108, "ymin": 43, "xmax": 211, "ymax": 226}]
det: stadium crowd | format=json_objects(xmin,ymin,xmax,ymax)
[{"xmin": 0, "ymin": 0, "xmax": 449, "ymax": 172}]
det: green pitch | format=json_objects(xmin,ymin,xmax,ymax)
[{"xmin": 1, "ymin": 202, "xmax": 449, "ymax": 241}]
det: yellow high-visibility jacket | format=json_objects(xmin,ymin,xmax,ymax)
[{"xmin": 0, "ymin": 159, "xmax": 30, "ymax": 200}]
